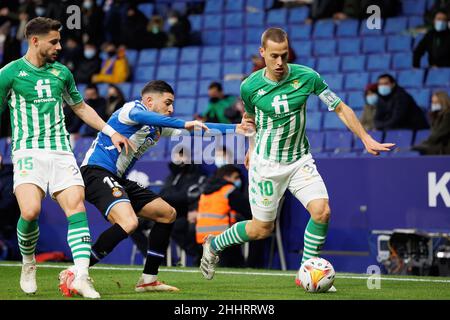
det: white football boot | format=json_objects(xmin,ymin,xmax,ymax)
[
  {"xmin": 200, "ymin": 235, "xmax": 220, "ymax": 280},
  {"xmin": 70, "ymin": 274, "xmax": 101, "ymax": 299},
  {"xmin": 20, "ymin": 261, "xmax": 37, "ymax": 294}
]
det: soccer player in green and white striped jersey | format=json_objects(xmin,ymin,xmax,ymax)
[
  {"xmin": 200, "ymin": 28, "xmax": 395, "ymax": 289},
  {"xmin": 0, "ymin": 17, "xmax": 131, "ymax": 298}
]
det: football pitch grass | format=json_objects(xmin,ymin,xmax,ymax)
[{"xmin": 1, "ymin": 262, "xmax": 449, "ymax": 300}]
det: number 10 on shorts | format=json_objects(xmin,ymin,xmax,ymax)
[{"xmin": 258, "ymin": 181, "xmax": 273, "ymax": 197}]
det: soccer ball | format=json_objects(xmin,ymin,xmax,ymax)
[{"xmin": 296, "ymin": 257, "xmax": 335, "ymax": 293}]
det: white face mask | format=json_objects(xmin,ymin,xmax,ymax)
[
  {"xmin": 168, "ymin": 17, "xmax": 178, "ymax": 26},
  {"xmin": 431, "ymin": 103, "xmax": 442, "ymax": 112}
]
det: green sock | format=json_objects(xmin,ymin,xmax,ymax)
[
  {"xmin": 17, "ymin": 217, "xmax": 39, "ymax": 263},
  {"xmin": 67, "ymin": 212, "xmax": 92, "ymax": 275},
  {"xmin": 301, "ymin": 218, "xmax": 329, "ymax": 264},
  {"xmin": 211, "ymin": 221, "xmax": 250, "ymax": 252}
]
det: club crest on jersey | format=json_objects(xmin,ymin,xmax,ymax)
[
  {"xmin": 112, "ymin": 187, "xmax": 123, "ymax": 198},
  {"xmin": 50, "ymin": 69, "xmax": 61, "ymax": 77},
  {"xmin": 291, "ymin": 80, "xmax": 300, "ymax": 89}
]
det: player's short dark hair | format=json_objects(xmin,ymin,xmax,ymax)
[
  {"xmin": 377, "ymin": 74, "xmax": 396, "ymax": 84},
  {"xmin": 261, "ymin": 27, "xmax": 288, "ymax": 48},
  {"xmin": 141, "ymin": 80, "xmax": 174, "ymax": 96},
  {"xmin": 215, "ymin": 164, "xmax": 240, "ymax": 179},
  {"xmin": 208, "ymin": 82, "xmax": 223, "ymax": 91},
  {"xmin": 24, "ymin": 17, "xmax": 62, "ymax": 39}
]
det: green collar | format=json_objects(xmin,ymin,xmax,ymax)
[
  {"xmin": 22, "ymin": 56, "xmax": 49, "ymax": 71},
  {"xmin": 261, "ymin": 64, "xmax": 291, "ymax": 85}
]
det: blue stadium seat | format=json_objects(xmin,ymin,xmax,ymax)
[
  {"xmin": 317, "ymin": 57, "xmax": 341, "ymax": 74},
  {"xmin": 312, "ymin": 19, "xmax": 335, "ymax": 39},
  {"xmin": 307, "ymin": 131, "xmax": 325, "ymax": 153},
  {"xmin": 223, "ymin": 45, "xmax": 244, "ymax": 61},
  {"xmin": 204, "ymin": 14, "xmax": 223, "ymax": 29},
  {"xmin": 298, "ymin": 57, "xmax": 316, "ymax": 69},
  {"xmin": 289, "ymin": 24, "xmax": 312, "ymax": 40},
  {"xmin": 246, "ymin": 12, "xmax": 265, "ymax": 27},
  {"xmin": 345, "ymin": 72, "xmax": 369, "ymax": 90},
  {"xmin": 97, "ymin": 83, "xmax": 109, "ymax": 97},
  {"xmin": 408, "ymin": 88, "xmax": 431, "ymax": 108},
  {"xmin": 387, "ymin": 35, "xmax": 412, "ymax": 52},
  {"xmin": 223, "ymin": 62, "xmax": 245, "ymax": 75},
  {"xmin": 126, "ymin": 49, "xmax": 139, "ymax": 67},
  {"xmin": 324, "ymin": 131, "xmax": 353, "ymax": 152},
  {"xmin": 384, "ymin": 130, "xmax": 414, "ymax": 150},
  {"xmin": 323, "ymin": 112, "xmax": 346, "ymax": 130},
  {"xmin": 341, "ymin": 55, "xmax": 366, "ymax": 72},
  {"xmin": 117, "ymin": 83, "xmax": 132, "ymax": 100},
  {"xmin": 392, "ymin": 52, "xmax": 413, "ymax": 70},
  {"xmin": 196, "ymin": 97, "xmax": 210, "ymax": 115},
  {"xmin": 202, "ymin": 31, "xmax": 223, "ymax": 45},
  {"xmin": 137, "ymin": 3, "xmax": 154, "ymax": 19},
  {"xmin": 360, "ymin": 19, "xmax": 383, "ymax": 36},
  {"xmin": 425, "ymin": 68, "xmax": 450, "ymax": 87},
  {"xmin": 291, "ymin": 40, "xmax": 312, "ymax": 57},
  {"xmin": 73, "ymin": 137, "xmax": 95, "ymax": 164},
  {"xmin": 138, "ymin": 49, "xmax": 158, "ymax": 65},
  {"xmin": 131, "ymin": 82, "xmax": 146, "ymax": 99},
  {"xmin": 336, "ymin": 19, "xmax": 359, "ymax": 37},
  {"xmin": 347, "ymin": 92, "xmax": 365, "ymax": 110},
  {"xmin": 245, "ymin": 43, "xmax": 260, "ymax": 59},
  {"xmin": 200, "ymin": 63, "xmax": 222, "ymax": 80},
  {"xmin": 201, "ymin": 46, "xmax": 222, "ymax": 62},
  {"xmin": 307, "ymin": 112, "xmax": 322, "ymax": 131},
  {"xmin": 225, "ymin": 13, "xmax": 243, "ymax": 28},
  {"xmin": 223, "ymin": 80, "xmax": 241, "ymax": 96},
  {"xmin": 398, "ymin": 69, "xmax": 425, "ymax": 88},
  {"xmin": 188, "ymin": 15, "xmax": 203, "ymax": 31},
  {"xmin": 156, "ymin": 64, "xmax": 177, "ymax": 81},
  {"xmin": 313, "ymin": 39, "xmax": 336, "ymax": 56},
  {"xmin": 408, "ymin": 16, "xmax": 423, "ymax": 28},
  {"xmin": 384, "ymin": 17, "xmax": 408, "ymax": 35},
  {"xmin": 266, "ymin": 8, "xmax": 288, "ymax": 26},
  {"xmin": 225, "ymin": 29, "xmax": 245, "ymax": 44},
  {"xmin": 21, "ymin": 41, "xmax": 28, "ymax": 55},
  {"xmin": 367, "ymin": 54, "xmax": 391, "ymax": 71},
  {"xmin": 321, "ymin": 73, "xmax": 344, "ymax": 91},
  {"xmin": 353, "ymin": 130, "xmax": 383, "ymax": 151},
  {"xmin": 288, "ymin": 7, "xmax": 309, "ymax": 24},
  {"xmin": 306, "ymin": 95, "xmax": 320, "ymax": 112},
  {"xmin": 402, "ymin": 0, "xmax": 426, "ymax": 16},
  {"xmin": 0, "ymin": 138, "xmax": 7, "ymax": 157},
  {"xmin": 178, "ymin": 64, "xmax": 199, "ymax": 80},
  {"xmin": 414, "ymin": 129, "xmax": 430, "ymax": 144},
  {"xmin": 177, "ymin": 81, "xmax": 198, "ymax": 98},
  {"xmin": 174, "ymin": 98, "xmax": 196, "ymax": 115},
  {"xmin": 337, "ymin": 38, "xmax": 361, "ymax": 55},
  {"xmin": 77, "ymin": 84, "xmax": 87, "ymax": 96},
  {"xmin": 205, "ymin": 0, "xmax": 223, "ymax": 14},
  {"xmin": 247, "ymin": 0, "xmax": 274, "ymax": 10},
  {"xmin": 198, "ymin": 80, "xmax": 212, "ymax": 96},
  {"xmin": 158, "ymin": 48, "xmax": 179, "ymax": 64},
  {"xmin": 225, "ymin": 0, "xmax": 244, "ymax": 12},
  {"xmin": 180, "ymin": 47, "xmax": 200, "ymax": 64},
  {"xmin": 246, "ymin": 27, "xmax": 265, "ymax": 43},
  {"xmin": 362, "ymin": 36, "xmax": 386, "ymax": 54}
]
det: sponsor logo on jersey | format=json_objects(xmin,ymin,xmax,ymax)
[
  {"xmin": 34, "ymin": 79, "xmax": 56, "ymax": 103},
  {"xmin": 18, "ymin": 71, "xmax": 28, "ymax": 77},
  {"xmin": 291, "ymin": 80, "xmax": 300, "ymax": 89},
  {"xmin": 112, "ymin": 187, "xmax": 123, "ymax": 198}
]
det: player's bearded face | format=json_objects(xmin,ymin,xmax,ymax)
[
  {"xmin": 147, "ymin": 92, "xmax": 175, "ymax": 116},
  {"xmin": 260, "ymin": 40, "xmax": 289, "ymax": 80},
  {"xmin": 37, "ymin": 31, "xmax": 62, "ymax": 63}
]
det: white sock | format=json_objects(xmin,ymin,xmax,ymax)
[
  {"xmin": 22, "ymin": 255, "xmax": 35, "ymax": 264},
  {"xmin": 142, "ymin": 273, "xmax": 157, "ymax": 283}
]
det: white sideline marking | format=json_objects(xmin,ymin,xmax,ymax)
[{"xmin": 1, "ymin": 263, "xmax": 450, "ymax": 284}]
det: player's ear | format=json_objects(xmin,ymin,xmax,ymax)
[
  {"xmin": 259, "ymin": 46, "xmax": 264, "ymax": 58},
  {"xmin": 30, "ymin": 36, "xmax": 39, "ymax": 48}
]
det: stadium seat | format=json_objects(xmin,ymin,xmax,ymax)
[
  {"xmin": 324, "ymin": 131, "xmax": 353, "ymax": 152},
  {"xmin": 196, "ymin": 97, "xmax": 210, "ymax": 115},
  {"xmin": 306, "ymin": 95, "xmax": 320, "ymax": 112},
  {"xmin": 387, "ymin": 35, "xmax": 412, "ymax": 52},
  {"xmin": 307, "ymin": 131, "xmax": 325, "ymax": 153},
  {"xmin": 246, "ymin": 12, "xmax": 265, "ymax": 27},
  {"xmin": 425, "ymin": 68, "xmax": 450, "ymax": 87},
  {"xmin": 158, "ymin": 48, "xmax": 179, "ymax": 64},
  {"xmin": 117, "ymin": 83, "xmax": 132, "ymax": 100},
  {"xmin": 392, "ymin": 52, "xmax": 413, "ymax": 70},
  {"xmin": 362, "ymin": 36, "xmax": 386, "ymax": 54},
  {"xmin": 77, "ymin": 84, "xmax": 87, "ymax": 95},
  {"xmin": 312, "ymin": 19, "xmax": 335, "ymax": 39},
  {"xmin": 174, "ymin": 98, "xmax": 196, "ymax": 115},
  {"xmin": 137, "ymin": 3, "xmax": 154, "ymax": 19},
  {"xmin": 73, "ymin": 137, "xmax": 95, "ymax": 164},
  {"xmin": 247, "ymin": 0, "xmax": 274, "ymax": 11},
  {"xmin": 225, "ymin": 0, "xmax": 244, "ymax": 12},
  {"xmin": 313, "ymin": 39, "xmax": 336, "ymax": 56},
  {"xmin": 414, "ymin": 129, "xmax": 430, "ymax": 144},
  {"xmin": 245, "ymin": 43, "xmax": 260, "ymax": 59},
  {"xmin": 180, "ymin": 47, "xmax": 200, "ymax": 64},
  {"xmin": 402, "ymin": 0, "xmax": 426, "ymax": 16},
  {"xmin": 202, "ymin": 31, "xmax": 223, "ymax": 45},
  {"xmin": 225, "ymin": 13, "xmax": 243, "ymax": 28},
  {"xmin": 384, "ymin": 17, "xmax": 408, "ymax": 35},
  {"xmin": 337, "ymin": 38, "xmax": 361, "ymax": 55},
  {"xmin": 198, "ymin": 80, "xmax": 212, "ymax": 96},
  {"xmin": 289, "ymin": 24, "xmax": 312, "ymax": 40},
  {"xmin": 322, "ymin": 73, "xmax": 344, "ymax": 90},
  {"xmin": 177, "ymin": 81, "xmax": 198, "ymax": 98},
  {"xmin": 341, "ymin": 55, "xmax": 366, "ymax": 72},
  {"xmin": 317, "ymin": 57, "xmax": 341, "ymax": 74},
  {"xmin": 408, "ymin": 88, "xmax": 431, "ymax": 109},
  {"xmin": 323, "ymin": 112, "xmax": 346, "ymax": 130},
  {"xmin": 137, "ymin": 49, "xmax": 158, "ymax": 65},
  {"xmin": 288, "ymin": 7, "xmax": 309, "ymax": 24},
  {"xmin": 200, "ymin": 63, "xmax": 222, "ymax": 80},
  {"xmin": 223, "ymin": 62, "xmax": 245, "ymax": 75},
  {"xmin": 223, "ymin": 45, "xmax": 244, "ymax": 61},
  {"xmin": 353, "ymin": 130, "xmax": 383, "ymax": 151},
  {"xmin": 345, "ymin": 73, "xmax": 369, "ymax": 90},
  {"xmin": 156, "ymin": 65, "xmax": 177, "ymax": 81},
  {"xmin": 97, "ymin": 83, "xmax": 109, "ymax": 97},
  {"xmin": 408, "ymin": 16, "xmax": 423, "ymax": 29},
  {"xmin": 291, "ymin": 40, "xmax": 312, "ymax": 57},
  {"xmin": 188, "ymin": 15, "xmax": 203, "ymax": 31},
  {"xmin": 126, "ymin": 49, "xmax": 139, "ymax": 67},
  {"xmin": 204, "ymin": 0, "xmax": 223, "ymax": 14},
  {"xmin": 299, "ymin": 57, "xmax": 316, "ymax": 69},
  {"xmin": 204, "ymin": 14, "xmax": 223, "ymax": 29},
  {"xmin": 0, "ymin": 138, "xmax": 7, "ymax": 157},
  {"xmin": 223, "ymin": 80, "xmax": 241, "ymax": 96},
  {"xmin": 266, "ymin": 8, "xmax": 288, "ymax": 26},
  {"xmin": 336, "ymin": 19, "xmax": 359, "ymax": 37},
  {"xmin": 398, "ymin": 69, "xmax": 425, "ymax": 88},
  {"xmin": 21, "ymin": 41, "xmax": 27, "ymax": 55},
  {"xmin": 360, "ymin": 19, "xmax": 383, "ymax": 36},
  {"xmin": 178, "ymin": 64, "xmax": 199, "ymax": 81},
  {"xmin": 367, "ymin": 54, "xmax": 391, "ymax": 71},
  {"xmin": 306, "ymin": 112, "xmax": 322, "ymax": 131},
  {"xmin": 131, "ymin": 82, "xmax": 146, "ymax": 100},
  {"xmin": 246, "ymin": 27, "xmax": 265, "ymax": 44},
  {"xmin": 201, "ymin": 46, "xmax": 222, "ymax": 62},
  {"xmin": 384, "ymin": 130, "xmax": 414, "ymax": 151},
  {"xmin": 224, "ymin": 28, "xmax": 245, "ymax": 45}
]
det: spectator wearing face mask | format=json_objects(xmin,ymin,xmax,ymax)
[
  {"xmin": 374, "ymin": 74, "xmax": 429, "ymax": 131},
  {"xmin": 413, "ymin": 91, "xmax": 450, "ymax": 155},
  {"xmin": 167, "ymin": 10, "xmax": 191, "ymax": 47},
  {"xmin": 360, "ymin": 83, "xmax": 378, "ymax": 131},
  {"xmin": 59, "ymin": 36, "xmax": 82, "ymax": 73},
  {"xmin": 200, "ymin": 82, "xmax": 236, "ymax": 124},
  {"xmin": 92, "ymin": 42, "xmax": 130, "ymax": 84},
  {"xmin": 120, "ymin": 5, "xmax": 148, "ymax": 50},
  {"xmin": 413, "ymin": 10, "xmax": 450, "ymax": 68},
  {"xmin": 78, "ymin": 84, "xmax": 107, "ymax": 137},
  {"xmin": 105, "ymin": 84, "xmax": 125, "ymax": 118},
  {"xmin": 143, "ymin": 15, "xmax": 168, "ymax": 49},
  {"xmin": 74, "ymin": 42, "xmax": 101, "ymax": 84}
]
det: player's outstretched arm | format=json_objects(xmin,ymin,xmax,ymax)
[
  {"xmin": 334, "ymin": 102, "xmax": 395, "ymax": 156},
  {"xmin": 71, "ymin": 101, "xmax": 134, "ymax": 154}
]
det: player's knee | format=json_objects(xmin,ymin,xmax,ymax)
[
  {"xmin": 20, "ymin": 208, "xmax": 40, "ymax": 221},
  {"xmin": 119, "ymin": 216, "xmax": 139, "ymax": 234},
  {"xmin": 314, "ymin": 205, "xmax": 331, "ymax": 224},
  {"xmin": 167, "ymin": 207, "xmax": 177, "ymax": 223}
]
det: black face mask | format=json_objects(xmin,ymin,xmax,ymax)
[
  {"xmin": 209, "ymin": 97, "xmax": 220, "ymax": 103},
  {"xmin": 106, "ymin": 51, "xmax": 116, "ymax": 58},
  {"xmin": 108, "ymin": 95, "xmax": 118, "ymax": 103},
  {"xmin": 169, "ymin": 162, "xmax": 186, "ymax": 173},
  {"xmin": 85, "ymin": 98, "xmax": 99, "ymax": 106}
]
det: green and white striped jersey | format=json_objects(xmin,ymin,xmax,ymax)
[
  {"xmin": 241, "ymin": 64, "xmax": 341, "ymax": 163},
  {"xmin": 0, "ymin": 57, "xmax": 83, "ymax": 154}
]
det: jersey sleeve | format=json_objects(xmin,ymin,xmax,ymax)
[
  {"xmin": 240, "ymin": 80, "xmax": 255, "ymax": 115},
  {"xmin": 62, "ymin": 67, "xmax": 83, "ymax": 106},
  {"xmin": 311, "ymin": 71, "xmax": 342, "ymax": 111},
  {"xmin": 0, "ymin": 66, "xmax": 12, "ymax": 110}
]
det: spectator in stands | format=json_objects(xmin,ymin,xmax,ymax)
[
  {"xmin": 194, "ymin": 165, "xmax": 251, "ymax": 268},
  {"xmin": 413, "ymin": 11, "xmax": 450, "ymax": 68},
  {"xmin": 0, "ymin": 154, "xmax": 20, "ymax": 243},
  {"xmin": 59, "ymin": 36, "xmax": 82, "ymax": 73},
  {"xmin": 167, "ymin": 10, "xmax": 191, "ymax": 47},
  {"xmin": 92, "ymin": 43, "xmax": 130, "ymax": 84},
  {"xmin": 200, "ymin": 82, "xmax": 236, "ymax": 124},
  {"xmin": 105, "ymin": 84, "xmax": 126, "ymax": 118},
  {"xmin": 1, "ymin": 23, "xmax": 21, "ymax": 68},
  {"xmin": 425, "ymin": 0, "xmax": 450, "ymax": 27},
  {"xmin": 74, "ymin": 42, "xmax": 101, "ymax": 84},
  {"xmin": 143, "ymin": 15, "xmax": 168, "ymax": 49},
  {"xmin": 120, "ymin": 5, "xmax": 148, "ymax": 50},
  {"xmin": 413, "ymin": 91, "xmax": 450, "ymax": 155},
  {"xmin": 78, "ymin": 84, "xmax": 107, "ymax": 137},
  {"xmin": 102, "ymin": 0, "xmax": 125, "ymax": 44},
  {"xmin": 374, "ymin": 74, "xmax": 429, "ymax": 131},
  {"xmin": 360, "ymin": 83, "xmax": 378, "ymax": 131},
  {"xmin": 81, "ymin": 0, "xmax": 104, "ymax": 46}
]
